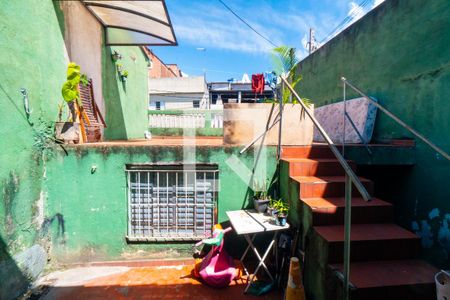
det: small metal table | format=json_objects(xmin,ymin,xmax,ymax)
[{"xmin": 226, "ymin": 209, "xmax": 290, "ymax": 292}]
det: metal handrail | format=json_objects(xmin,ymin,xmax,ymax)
[
  {"xmin": 281, "ymin": 76, "xmax": 365, "ymax": 300},
  {"xmin": 281, "ymin": 76, "xmax": 372, "ymax": 201},
  {"xmin": 341, "ymin": 77, "xmax": 450, "ymax": 161}
]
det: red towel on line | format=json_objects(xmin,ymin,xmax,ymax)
[{"xmin": 251, "ymin": 74, "xmax": 265, "ymax": 94}]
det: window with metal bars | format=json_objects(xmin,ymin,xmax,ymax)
[{"xmin": 126, "ymin": 164, "xmax": 218, "ymax": 242}]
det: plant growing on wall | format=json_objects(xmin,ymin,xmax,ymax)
[
  {"xmin": 111, "ymin": 50, "xmax": 122, "ymax": 62},
  {"xmin": 116, "ymin": 63, "xmax": 129, "ymax": 82},
  {"xmin": 121, "ymin": 70, "xmax": 129, "ymax": 82}
]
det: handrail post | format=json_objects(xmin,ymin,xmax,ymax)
[
  {"xmin": 341, "ymin": 77, "xmax": 450, "ymax": 161},
  {"xmin": 342, "ymin": 80, "xmax": 346, "ymax": 157},
  {"xmin": 280, "ymin": 76, "xmax": 372, "ymax": 202},
  {"xmin": 343, "ymin": 174, "xmax": 352, "ymax": 300},
  {"xmin": 277, "ymin": 82, "xmax": 283, "ymax": 160}
]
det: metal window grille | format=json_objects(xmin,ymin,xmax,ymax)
[{"xmin": 126, "ymin": 164, "xmax": 218, "ymax": 242}]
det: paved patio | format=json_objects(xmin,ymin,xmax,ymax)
[{"xmin": 33, "ymin": 261, "xmax": 281, "ymax": 300}]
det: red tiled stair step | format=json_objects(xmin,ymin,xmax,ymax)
[
  {"xmin": 314, "ymin": 223, "xmax": 421, "ymax": 263},
  {"xmin": 302, "ymin": 197, "xmax": 393, "ymax": 225},
  {"xmin": 281, "ymin": 146, "xmax": 335, "ymax": 159},
  {"xmin": 329, "ymin": 259, "xmax": 438, "ymax": 300},
  {"xmin": 282, "ymin": 158, "xmax": 357, "ymax": 176},
  {"xmin": 292, "ymin": 176, "xmax": 374, "ymax": 198}
]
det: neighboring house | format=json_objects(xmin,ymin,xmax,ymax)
[
  {"xmin": 149, "ymin": 76, "xmax": 209, "ymax": 109},
  {"xmin": 144, "ymin": 47, "xmax": 209, "ymax": 110},
  {"xmin": 208, "ymin": 81, "xmax": 274, "ymax": 108},
  {"xmin": 143, "ymin": 47, "xmax": 181, "ymax": 79},
  {"xmin": 167, "ymin": 64, "xmax": 183, "ymax": 77}
]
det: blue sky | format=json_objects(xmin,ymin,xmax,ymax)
[{"xmin": 152, "ymin": 0, "xmax": 384, "ymax": 82}]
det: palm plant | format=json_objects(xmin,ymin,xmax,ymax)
[{"xmin": 271, "ymin": 46, "xmax": 310, "ymax": 106}]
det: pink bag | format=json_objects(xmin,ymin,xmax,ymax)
[{"xmin": 197, "ymin": 228, "xmax": 238, "ymax": 288}]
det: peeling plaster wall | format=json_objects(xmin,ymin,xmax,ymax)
[
  {"xmin": 296, "ymin": 0, "xmax": 450, "ymax": 267},
  {"xmin": 44, "ymin": 145, "xmax": 277, "ymax": 262},
  {"xmin": 0, "ymin": 0, "xmax": 68, "ymax": 298}
]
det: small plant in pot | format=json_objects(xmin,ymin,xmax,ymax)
[
  {"xmin": 55, "ymin": 62, "xmax": 82, "ymax": 144},
  {"xmin": 252, "ymin": 179, "xmax": 270, "ymax": 213},
  {"xmin": 111, "ymin": 50, "xmax": 122, "ymax": 62},
  {"xmin": 121, "ymin": 70, "xmax": 129, "ymax": 82},
  {"xmin": 266, "ymin": 197, "xmax": 279, "ymax": 217},
  {"xmin": 275, "ymin": 201, "xmax": 289, "ymax": 226}
]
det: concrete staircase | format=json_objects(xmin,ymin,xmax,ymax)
[{"xmin": 280, "ymin": 145, "xmax": 438, "ymax": 300}]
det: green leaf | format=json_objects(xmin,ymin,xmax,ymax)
[
  {"xmin": 80, "ymin": 74, "xmax": 89, "ymax": 86},
  {"xmin": 67, "ymin": 63, "xmax": 81, "ymax": 85},
  {"xmin": 61, "ymin": 62, "xmax": 82, "ymax": 104},
  {"xmin": 61, "ymin": 82, "xmax": 78, "ymax": 103}
]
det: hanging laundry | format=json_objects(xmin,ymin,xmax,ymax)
[
  {"xmin": 251, "ymin": 74, "xmax": 265, "ymax": 94},
  {"xmin": 264, "ymin": 71, "xmax": 277, "ymax": 89},
  {"xmin": 241, "ymin": 73, "xmax": 250, "ymax": 83}
]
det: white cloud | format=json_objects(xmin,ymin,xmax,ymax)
[
  {"xmin": 168, "ymin": 1, "xmax": 342, "ymax": 57},
  {"xmin": 168, "ymin": 0, "xmax": 384, "ymax": 58},
  {"xmin": 170, "ymin": 3, "xmax": 282, "ymax": 54}
]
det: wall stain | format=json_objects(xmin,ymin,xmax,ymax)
[
  {"xmin": 412, "ymin": 208, "xmax": 450, "ymax": 266},
  {"xmin": 401, "ymin": 63, "xmax": 450, "ymax": 82},
  {"xmin": 38, "ymin": 213, "xmax": 66, "ymax": 245},
  {"xmin": 2, "ymin": 172, "xmax": 20, "ymax": 239}
]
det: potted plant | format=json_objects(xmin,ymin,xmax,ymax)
[
  {"xmin": 266, "ymin": 197, "xmax": 279, "ymax": 217},
  {"xmin": 116, "ymin": 63, "xmax": 123, "ymax": 74},
  {"xmin": 116, "ymin": 64, "xmax": 129, "ymax": 82},
  {"xmin": 252, "ymin": 179, "xmax": 270, "ymax": 213},
  {"xmin": 121, "ymin": 70, "xmax": 129, "ymax": 82},
  {"xmin": 111, "ymin": 50, "xmax": 122, "ymax": 62},
  {"xmin": 55, "ymin": 62, "xmax": 82, "ymax": 143},
  {"xmin": 275, "ymin": 200, "xmax": 289, "ymax": 226}
]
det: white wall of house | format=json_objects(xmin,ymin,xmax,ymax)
[
  {"xmin": 149, "ymin": 76, "xmax": 210, "ymax": 109},
  {"xmin": 60, "ymin": 1, "xmax": 104, "ymax": 115}
]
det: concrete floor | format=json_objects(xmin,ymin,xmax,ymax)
[{"xmin": 33, "ymin": 262, "xmax": 281, "ymax": 300}]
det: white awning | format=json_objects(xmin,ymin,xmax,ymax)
[{"xmin": 81, "ymin": 0, "xmax": 177, "ymax": 46}]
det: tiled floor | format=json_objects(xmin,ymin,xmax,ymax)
[{"xmin": 35, "ymin": 262, "xmax": 281, "ymax": 300}]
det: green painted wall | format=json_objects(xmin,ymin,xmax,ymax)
[
  {"xmin": 296, "ymin": 0, "xmax": 450, "ymax": 266},
  {"xmin": 0, "ymin": 0, "xmax": 68, "ymax": 298},
  {"xmin": 45, "ymin": 145, "xmax": 277, "ymax": 262},
  {"xmin": 103, "ymin": 46, "xmax": 149, "ymax": 140}
]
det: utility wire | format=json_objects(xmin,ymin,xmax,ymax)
[
  {"xmin": 218, "ymin": 0, "xmax": 278, "ymax": 48},
  {"xmin": 319, "ymin": 0, "xmax": 372, "ymax": 44}
]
